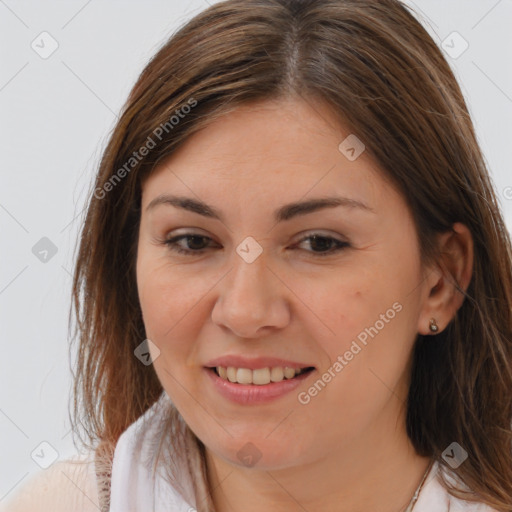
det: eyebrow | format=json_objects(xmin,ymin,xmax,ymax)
[{"xmin": 145, "ymin": 194, "xmax": 374, "ymax": 222}]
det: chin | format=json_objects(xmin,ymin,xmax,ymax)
[{"xmin": 206, "ymin": 435, "xmax": 309, "ymax": 471}]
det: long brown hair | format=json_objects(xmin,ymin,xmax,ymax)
[{"xmin": 70, "ymin": 0, "xmax": 512, "ymax": 510}]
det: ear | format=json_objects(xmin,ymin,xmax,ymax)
[{"xmin": 417, "ymin": 222, "xmax": 474, "ymax": 336}]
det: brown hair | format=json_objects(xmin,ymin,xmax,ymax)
[{"xmin": 70, "ymin": 0, "xmax": 512, "ymax": 510}]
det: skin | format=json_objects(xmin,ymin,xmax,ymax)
[{"xmin": 136, "ymin": 96, "xmax": 473, "ymax": 512}]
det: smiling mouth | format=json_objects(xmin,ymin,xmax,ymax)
[{"xmin": 209, "ymin": 366, "xmax": 315, "ymax": 385}]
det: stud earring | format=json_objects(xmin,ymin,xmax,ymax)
[{"xmin": 429, "ymin": 318, "xmax": 439, "ymax": 333}]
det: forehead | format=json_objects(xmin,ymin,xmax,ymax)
[{"xmin": 140, "ymin": 97, "xmax": 393, "ymax": 215}]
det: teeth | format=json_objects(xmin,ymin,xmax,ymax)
[
  {"xmin": 284, "ymin": 367, "xmax": 296, "ymax": 379},
  {"xmin": 236, "ymin": 368, "xmax": 253, "ymax": 385},
  {"xmin": 253, "ymin": 368, "xmax": 270, "ymax": 385},
  {"xmin": 270, "ymin": 367, "xmax": 284, "ymax": 382},
  {"xmin": 215, "ymin": 366, "xmax": 306, "ymax": 385},
  {"xmin": 227, "ymin": 367, "xmax": 237, "ymax": 383}
]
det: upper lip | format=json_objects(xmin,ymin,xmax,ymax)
[{"xmin": 205, "ymin": 355, "xmax": 315, "ymax": 370}]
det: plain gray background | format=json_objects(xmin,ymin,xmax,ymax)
[{"xmin": 1, "ymin": 0, "xmax": 511, "ymax": 502}]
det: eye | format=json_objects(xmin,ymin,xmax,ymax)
[
  {"xmin": 160, "ymin": 232, "xmax": 349, "ymax": 257},
  {"xmin": 162, "ymin": 234, "xmax": 218, "ymax": 255},
  {"xmin": 292, "ymin": 233, "xmax": 350, "ymax": 257}
]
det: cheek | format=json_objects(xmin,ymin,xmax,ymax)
[
  {"xmin": 303, "ymin": 251, "xmax": 422, "ymax": 418},
  {"xmin": 137, "ymin": 246, "xmax": 201, "ymax": 329},
  {"xmin": 136, "ymin": 254, "xmax": 209, "ymax": 409},
  {"xmin": 306, "ymin": 242, "xmax": 418, "ymax": 345},
  {"xmin": 136, "ymin": 250, "xmax": 206, "ymax": 361},
  {"xmin": 299, "ymin": 264, "xmax": 396, "ymax": 355}
]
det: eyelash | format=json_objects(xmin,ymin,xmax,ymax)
[{"xmin": 161, "ymin": 233, "xmax": 350, "ymax": 257}]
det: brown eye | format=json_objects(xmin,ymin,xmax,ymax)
[
  {"xmin": 294, "ymin": 234, "xmax": 349, "ymax": 256},
  {"xmin": 164, "ymin": 234, "xmax": 217, "ymax": 255}
]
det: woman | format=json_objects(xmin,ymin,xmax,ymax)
[{"xmin": 3, "ymin": 0, "xmax": 511, "ymax": 511}]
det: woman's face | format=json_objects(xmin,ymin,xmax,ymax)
[{"xmin": 136, "ymin": 97, "xmax": 432, "ymax": 470}]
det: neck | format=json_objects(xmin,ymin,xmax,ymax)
[{"xmin": 205, "ymin": 422, "xmax": 432, "ymax": 512}]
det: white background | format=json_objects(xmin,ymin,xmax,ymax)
[{"xmin": 1, "ymin": 0, "xmax": 511, "ymax": 502}]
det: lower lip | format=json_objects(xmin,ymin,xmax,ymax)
[{"xmin": 204, "ymin": 367, "xmax": 314, "ymax": 405}]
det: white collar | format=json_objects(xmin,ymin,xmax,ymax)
[{"xmin": 109, "ymin": 392, "xmax": 195, "ymax": 512}]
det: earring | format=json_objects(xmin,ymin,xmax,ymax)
[{"xmin": 429, "ymin": 318, "xmax": 439, "ymax": 333}]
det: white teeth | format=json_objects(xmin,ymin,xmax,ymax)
[
  {"xmin": 284, "ymin": 367, "xmax": 296, "ymax": 379},
  {"xmin": 236, "ymin": 368, "xmax": 252, "ymax": 385},
  {"xmin": 270, "ymin": 366, "xmax": 284, "ymax": 382},
  {"xmin": 226, "ymin": 367, "xmax": 237, "ymax": 382},
  {"xmin": 215, "ymin": 366, "xmax": 306, "ymax": 385},
  {"xmin": 253, "ymin": 367, "xmax": 270, "ymax": 385}
]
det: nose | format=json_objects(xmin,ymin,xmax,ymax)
[{"xmin": 211, "ymin": 250, "xmax": 291, "ymax": 338}]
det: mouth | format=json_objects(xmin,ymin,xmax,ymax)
[
  {"xmin": 205, "ymin": 364, "xmax": 316, "ymax": 405},
  {"xmin": 207, "ymin": 365, "xmax": 315, "ymax": 385}
]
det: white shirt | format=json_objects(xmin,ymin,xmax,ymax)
[{"xmin": 1, "ymin": 393, "xmax": 500, "ymax": 512}]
